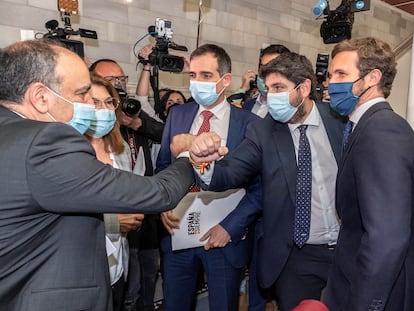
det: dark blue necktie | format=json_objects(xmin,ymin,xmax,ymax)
[
  {"xmin": 294, "ymin": 125, "xmax": 312, "ymax": 248},
  {"xmin": 342, "ymin": 120, "xmax": 354, "ymax": 153}
]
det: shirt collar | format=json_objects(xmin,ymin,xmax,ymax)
[
  {"xmin": 197, "ymin": 98, "xmax": 229, "ymax": 120},
  {"xmin": 349, "ymin": 97, "xmax": 385, "ymax": 125},
  {"xmin": 288, "ymin": 100, "xmax": 320, "ymax": 132}
]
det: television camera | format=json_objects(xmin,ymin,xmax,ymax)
[
  {"xmin": 140, "ymin": 18, "xmax": 188, "ymax": 73},
  {"xmin": 42, "ymin": 1, "xmax": 97, "ymax": 58},
  {"xmin": 315, "ymin": 0, "xmax": 370, "ymax": 44},
  {"xmin": 138, "ymin": 18, "xmax": 188, "ymax": 117},
  {"xmin": 315, "ymin": 53, "xmax": 329, "ymax": 101}
]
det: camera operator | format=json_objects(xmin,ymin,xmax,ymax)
[{"xmin": 90, "ymin": 59, "xmax": 163, "ymax": 311}]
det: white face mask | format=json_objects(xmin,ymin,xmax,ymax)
[
  {"xmin": 46, "ymin": 87, "xmax": 95, "ymax": 134},
  {"xmin": 189, "ymin": 76, "xmax": 226, "ymax": 106}
]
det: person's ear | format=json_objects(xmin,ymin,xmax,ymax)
[
  {"xmin": 26, "ymin": 83, "xmax": 52, "ymax": 113},
  {"xmin": 298, "ymin": 78, "xmax": 311, "ymax": 98},
  {"xmin": 367, "ymin": 68, "xmax": 382, "ymax": 86},
  {"xmin": 222, "ymin": 73, "xmax": 232, "ymax": 87}
]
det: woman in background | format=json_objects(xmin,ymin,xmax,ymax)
[
  {"xmin": 86, "ymin": 72, "xmax": 144, "ymax": 311},
  {"xmin": 157, "ymin": 89, "xmax": 187, "ymax": 122}
]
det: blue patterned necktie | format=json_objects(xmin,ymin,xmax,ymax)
[
  {"xmin": 294, "ymin": 125, "xmax": 312, "ymax": 248},
  {"xmin": 342, "ymin": 120, "xmax": 354, "ymax": 153}
]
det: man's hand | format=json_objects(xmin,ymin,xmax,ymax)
[
  {"xmin": 121, "ymin": 112, "xmax": 142, "ymax": 131},
  {"xmin": 118, "ymin": 214, "xmax": 145, "ymax": 234},
  {"xmin": 160, "ymin": 210, "xmax": 180, "ymax": 235},
  {"xmin": 240, "ymin": 69, "xmax": 257, "ymax": 91},
  {"xmin": 170, "ymin": 133, "xmax": 197, "ymax": 157},
  {"xmin": 200, "ymin": 225, "xmax": 231, "ymax": 250},
  {"xmin": 189, "ymin": 132, "xmax": 229, "ymax": 163},
  {"xmin": 138, "ymin": 44, "xmax": 153, "ymax": 61}
]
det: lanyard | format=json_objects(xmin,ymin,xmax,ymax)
[{"xmin": 127, "ymin": 129, "xmax": 138, "ymax": 170}]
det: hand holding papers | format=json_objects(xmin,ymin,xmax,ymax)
[{"xmin": 171, "ymin": 189, "xmax": 246, "ymax": 251}]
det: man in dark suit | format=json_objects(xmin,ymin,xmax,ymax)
[
  {"xmin": 156, "ymin": 44, "xmax": 260, "ymax": 311},
  {"xmin": 323, "ymin": 37, "xmax": 414, "ymax": 311},
  {"xmin": 181, "ymin": 52, "xmax": 345, "ymax": 310},
  {"xmin": 241, "ymin": 44, "xmax": 290, "ymax": 311},
  {"xmin": 0, "ymin": 39, "xmax": 194, "ymax": 311}
]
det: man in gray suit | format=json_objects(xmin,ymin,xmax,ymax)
[{"xmin": 0, "ymin": 40, "xmax": 194, "ymax": 311}]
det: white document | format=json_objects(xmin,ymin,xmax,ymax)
[{"xmin": 171, "ymin": 188, "xmax": 246, "ymax": 251}]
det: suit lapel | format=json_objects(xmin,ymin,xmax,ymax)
[
  {"xmin": 227, "ymin": 106, "xmax": 244, "ymax": 151},
  {"xmin": 316, "ymin": 102, "xmax": 343, "ymax": 164},
  {"xmin": 175, "ymin": 102, "xmax": 199, "ymax": 134},
  {"xmin": 271, "ymin": 120, "xmax": 297, "ymax": 205},
  {"xmin": 337, "ymin": 101, "xmax": 392, "ymax": 174}
]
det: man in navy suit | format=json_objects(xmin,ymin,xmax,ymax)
[
  {"xmin": 181, "ymin": 52, "xmax": 345, "ymax": 310},
  {"xmin": 241, "ymin": 44, "xmax": 291, "ymax": 311},
  {"xmin": 323, "ymin": 37, "xmax": 414, "ymax": 311},
  {"xmin": 156, "ymin": 44, "xmax": 260, "ymax": 311}
]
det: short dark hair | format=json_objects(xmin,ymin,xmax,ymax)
[
  {"xmin": 260, "ymin": 51, "xmax": 317, "ymax": 100},
  {"xmin": 89, "ymin": 58, "xmax": 118, "ymax": 73},
  {"xmin": 260, "ymin": 44, "xmax": 290, "ymax": 61},
  {"xmin": 190, "ymin": 44, "xmax": 231, "ymax": 76},
  {"xmin": 0, "ymin": 40, "xmax": 61, "ymax": 104}
]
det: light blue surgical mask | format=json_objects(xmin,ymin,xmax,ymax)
[
  {"xmin": 46, "ymin": 87, "xmax": 95, "ymax": 134},
  {"xmin": 256, "ymin": 76, "xmax": 267, "ymax": 96},
  {"xmin": 86, "ymin": 109, "xmax": 116, "ymax": 138},
  {"xmin": 267, "ymin": 84, "xmax": 303, "ymax": 123},
  {"xmin": 189, "ymin": 76, "xmax": 226, "ymax": 106}
]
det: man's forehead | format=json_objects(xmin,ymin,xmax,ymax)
[
  {"xmin": 265, "ymin": 72, "xmax": 292, "ymax": 84},
  {"xmin": 331, "ymin": 51, "xmax": 358, "ymax": 69},
  {"xmin": 190, "ymin": 53, "xmax": 217, "ymax": 70},
  {"xmin": 55, "ymin": 48, "xmax": 91, "ymax": 91},
  {"xmin": 94, "ymin": 61, "xmax": 124, "ymax": 76}
]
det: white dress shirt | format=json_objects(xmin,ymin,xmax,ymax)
[
  {"xmin": 288, "ymin": 101, "xmax": 339, "ymax": 245},
  {"xmin": 251, "ymin": 95, "xmax": 268, "ymax": 118}
]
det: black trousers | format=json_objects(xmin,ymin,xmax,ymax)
[
  {"xmin": 272, "ymin": 244, "xmax": 335, "ymax": 311},
  {"xmin": 112, "ymin": 276, "xmax": 126, "ymax": 311}
]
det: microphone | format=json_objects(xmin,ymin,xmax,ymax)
[{"xmin": 313, "ymin": 0, "xmax": 328, "ymax": 16}]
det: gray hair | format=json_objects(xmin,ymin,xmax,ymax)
[{"xmin": 0, "ymin": 39, "xmax": 62, "ymax": 104}]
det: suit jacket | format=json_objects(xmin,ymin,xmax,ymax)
[
  {"xmin": 156, "ymin": 101, "xmax": 261, "ymax": 268},
  {"xmin": 207, "ymin": 101, "xmax": 344, "ymax": 287},
  {"xmin": 242, "ymin": 97, "xmax": 256, "ymax": 112},
  {"xmin": 324, "ymin": 101, "xmax": 414, "ymax": 311},
  {"xmin": 0, "ymin": 106, "xmax": 193, "ymax": 311}
]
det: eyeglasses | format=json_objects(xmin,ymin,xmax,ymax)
[
  {"xmin": 92, "ymin": 97, "xmax": 120, "ymax": 110},
  {"xmin": 104, "ymin": 76, "xmax": 128, "ymax": 84}
]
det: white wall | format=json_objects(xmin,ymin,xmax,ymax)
[{"xmin": 0, "ymin": 0, "xmax": 413, "ymax": 110}]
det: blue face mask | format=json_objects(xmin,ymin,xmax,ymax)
[
  {"xmin": 86, "ymin": 109, "xmax": 116, "ymax": 138},
  {"xmin": 328, "ymin": 76, "xmax": 371, "ymax": 116},
  {"xmin": 267, "ymin": 85, "xmax": 303, "ymax": 123},
  {"xmin": 46, "ymin": 87, "xmax": 95, "ymax": 134},
  {"xmin": 256, "ymin": 76, "xmax": 267, "ymax": 96},
  {"xmin": 189, "ymin": 76, "xmax": 225, "ymax": 106}
]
